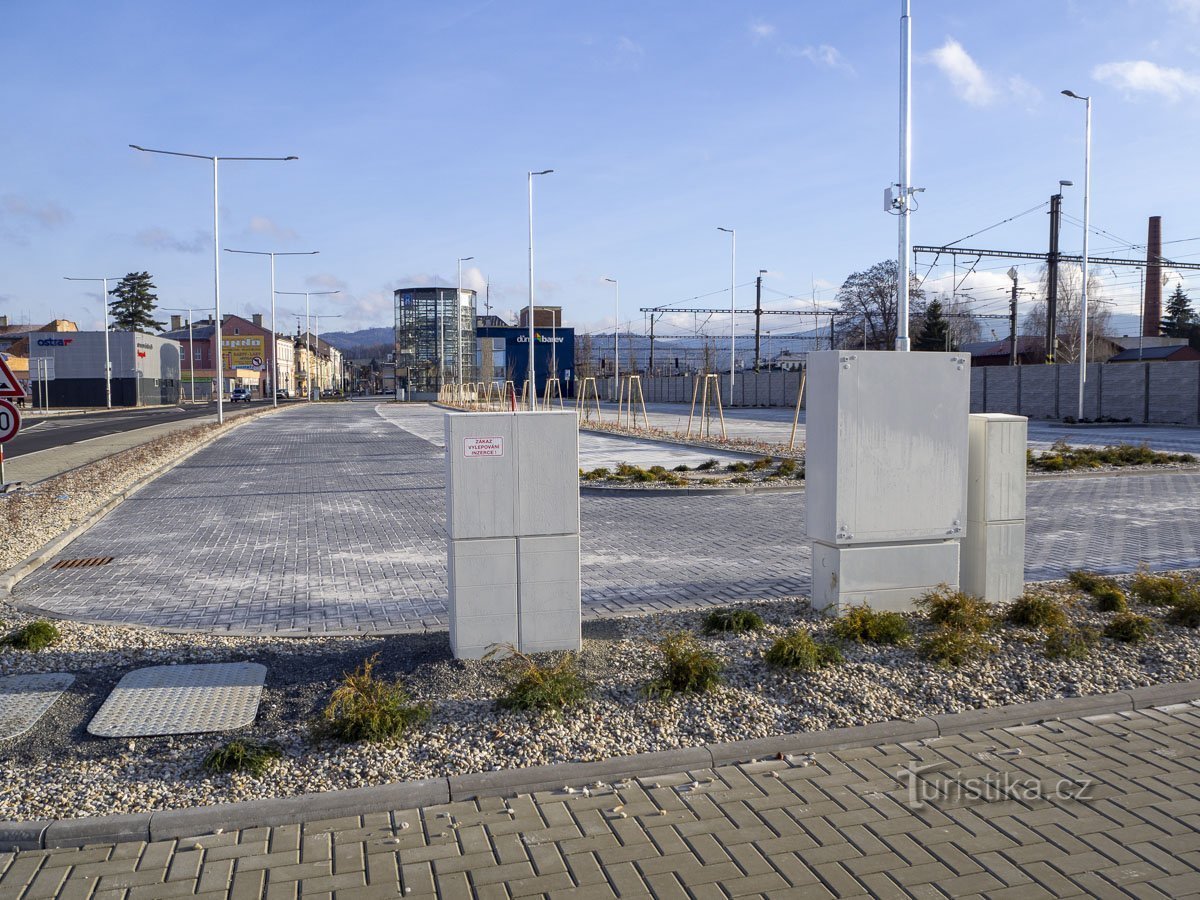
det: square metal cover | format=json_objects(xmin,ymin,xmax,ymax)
[
  {"xmin": 87, "ymin": 662, "xmax": 267, "ymax": 737},
  {"xmin": 0, "ymin": 673, "xmax": 75, "ymax": 741}
]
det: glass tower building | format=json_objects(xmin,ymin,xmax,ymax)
[{"xmin": 394, "ymin": 287, "xmax": 478, "ymax": 397}]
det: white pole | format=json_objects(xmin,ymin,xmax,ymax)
[
  {"xmin": 1138, "ymin": 267, "xmax": 1144, "ymax": 362},
  {"xmin": 528, "ymin": 172, "xmax": 536, "ymax": 410},
  {"xmin": 896, "ymin": 0, "xmax": 912, "ymax": 352},
  {"xmin": 213, "ymin": 157, "xmax": 224, "ymax": 423},
  {"xmin": 270, "ymin": 253, "xmax": 277, "ymax": 408},
  {"xmin": 188, "ymin": 311, "xmax": 195, "ymax": 402},
  {"xmin": 730, "ymin": 229, "xmax": 736, "ymax": 386},
  {"xmin": 101, "ymin": 277, "xmax": 112, "ymax": 408},
  {"xmin": 315, "ymin": 314, "xmax": 320, "ymax": 398},
  {"xmin": 457, "ymin": 258, "xmax": 463, "ymax": 388},
  {"xmin": 306, "ymin": 290, "xmax": 311, "ymax": 400},
  {"xmin": 613, "ymin": 280, "xmax": 618, "ymax": 400},
  {"xmin": 1079, "ymin": 96, "xmax": 1092, "ymax": 420}
]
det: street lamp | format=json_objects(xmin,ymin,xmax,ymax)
[
  {"xmin": 276, "ymin": 290, "xmax": 340, "ymax": 400},
  {"xmin": 305, "ymin": 313, "xmax": 342, "ymax": 398},
  {"xmin": 129, "ymin": 143, "xmax": 298, "ymax": 424},
  {"xmin": 63, "ymin": 275, "xmax": 119, "ymax": 408},
  {"xmin": 161, "ymin": 305, "xmax": 215, "ymax": 403},
  {"xmin": 225, "ymin": 249, "xmax": 319, "ymax": 407},
  {"xmin": 604, "ymin": 277, "xmax": 618, "ymax": 401},
  {"xmin": 457, "ymin": 256, "xmax": 474, "ymax": 387},
  {"xmin": 1061, "ymin": 90, "xmax": 1092, "ymax": 421},
  {"xmin": 717, "ymin": 227, "xmax": 736, "ymax": 388},
  {"xmin": 527, "ymin": 168, "xmax": 554, "ymax": 409}
]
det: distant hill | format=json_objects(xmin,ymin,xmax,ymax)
[{"xmin": 322, "ymin": 327, "xmax": 392, "ymax": 352}]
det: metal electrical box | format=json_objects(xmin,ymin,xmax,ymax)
[
  {"xmin": 961, "ymin": 413, "xmax": 1027, "ymax": 602},
  {"xmin": 806, "ymin": 350, "xmax": 971, "ymax": 612},
  {"xmin": 445, "ymin": 411, "xmax": 580, "ymax": 659}
]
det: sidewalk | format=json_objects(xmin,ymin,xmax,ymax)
[{"xmin": 2, "ymin": 699, "xmax": 1197, "ymax": 898}]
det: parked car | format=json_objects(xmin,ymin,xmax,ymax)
[
  {"xmin": 231, "ymin": 387, "xmax": 253, "ymax": 403},
  {"xmin": 275, "ymin": 389, "xmax": 291, "ymax": 400}
]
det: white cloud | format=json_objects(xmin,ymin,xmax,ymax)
[
  {"xmin": 2, "ymin": 194, "xmax": 70, "ymax": 228},
  {"xmin": 928, "ymin": 38, "xmax": 997, "ymax": 106},
  {"xmin": 749, "ymin": 20, "xmax": 776, "ymax": 40},
  {"xmin": 1093, "ymin": 59, "xmax": 1200, "ymax": 100},
  {"xmin": 1007, "ymin": 75, "xmax": 1043, "ymax": 108},
  {"xmin": 616, "ymin": 36, "xmax": 643, "ymax": 58},
  {"xmin": 137, "ymin": 226, "xmax": 209, "ymax": 253},
  {"xmin": 1168, "ymin": 0, "xmax": 1200, "ymax": 21},
  {"xmin": 796, "ymin": 44, "xmax": 849, "ymax": 69},
  {"xmin": 305, "ymin": 272, "xmax": 349, "ymax": 291},
  {"xmin": 247, "ymin": 216, "xmax": 298, "ymax": 241}
]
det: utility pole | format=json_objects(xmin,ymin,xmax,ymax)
[
  {"xmin": 1046, "ymin": 190, "xmax": 1063, "ymax": 363},
  {"xmin": 1008, "ymin": 267, "xmax": 1019, "ymax": 366},
  {"xmin": 648, "ymin": 313, "xmax": 655, "ymax": 375},
  {"xmin": 753, "ymin": 271, "xmax": 764, "ymax": 372}
]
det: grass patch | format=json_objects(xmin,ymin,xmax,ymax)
[
  {"xmin": 726, "ymin": 461, "xmax": 750, "ymax": 473},
  {"xmin": 1103, "ymin": 613, "xmax": 1155, "ymax": 644},
  {"xmin": 1005, "ymin": 592, "xmax": 1068, "ymax": 630},
  {"xmin": 773, "ymin": 458, "xmax": 798, "ymax": 477},
  {"xmin": 203, "ymin": 740, "xmax": 282, "ymax": 778},
  {"xmin": 492, "ymin": 648, "xmax": 591, "ymax": 716},
  {"xmin": 831, "ymin": 606, "xmax": 911, "ymax": 645},
  {"xmin": 696, "ymin": 458, "xmax": 719, "ymax": 471},
  {"xmin": 915, "ymin": 587, "xmax": 994, "ymax": 633},
  {"xmin": 703, "ymin": 608, "xmax": 764, "ymax": 635},
  {"xmin": 1092, "ymin": 582, "xmax": 1128, "ymax": 613},
  {"xmin": 3, "ymin": 621, "xmax": 61, "ymax": 652},
  {"xmin": 918, "ymin": 627, "xmax": 997, "ymax": 667},
  {"xmin": 1166, "ymin": 593, "xmax": 1200, "ymax": 628},
  {"xmin": 321, "ymin": 654, "xmax": 430, "ymax": 743},
  {"xmin": 1129, "ymin": 570, "xmax": 1190, "ymax": 607},
  {"xmin": 1029, "ymin": 440, "xmax": 1194, "ymax": 472},
  {"xmin": 581, "ymin": 467, "xmax": 610, "ymax": 481},
  {"xmin": 765, "ymin": 628, "xmax": 843, "ymax": 671},
  {"xmin": 1044, "ymin": 625, "xmax": 1100, "ymax": 660},
  {"xmin": 750, "ymin": 456, "xmax": 774, "ymax": 471},
  {"xmin": 644, "ymin": 633, "xmax": 723, "ymax": 699}
]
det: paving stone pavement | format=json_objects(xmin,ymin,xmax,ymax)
[
  {"xmin": 12, "ymin": 404, "xmax": 1200, "ymax": 635},
  {"xmin": 3, "ymin": 701, "xmax": 1200, "ymax": 898}
]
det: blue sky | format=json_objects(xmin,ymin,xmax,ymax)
[{"xmin": 4, "ymin": 1, "xmax": 1200, "ymax": 342}]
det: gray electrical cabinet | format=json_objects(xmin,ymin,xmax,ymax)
[{"xmin": 961, "ymin": 413, "xmax": 1027, "ymax": 601}]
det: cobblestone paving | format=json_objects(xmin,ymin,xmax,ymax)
[
  {"xmin": 13, "ymin": 404, "xmax": 1200, "ymax": 634},
  {"xmin": 4, "ymin": 701, "xmax": 1200, "ymax": 898}
]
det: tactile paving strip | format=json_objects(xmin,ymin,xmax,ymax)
[
  {"xmin": 0, "ymin": 673, "xmax": 75, "ymax": 741},
  {"xmin": 87, "ymin": 662, "xmax": 267, "ymax": 737}
]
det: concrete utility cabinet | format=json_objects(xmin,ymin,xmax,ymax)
[
  {"xmin": 445, "ymin": 411, "xmax": 581, "ymax": 659},
  {"xmin": 961, "ymin": 413, "xmax": 1027, "ymax": 602},
  {"xmin": 806, "ymin": 350, "xmax": 970, "ymax": 612}
]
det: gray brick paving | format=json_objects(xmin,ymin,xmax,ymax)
[
  {"xmin": 4, "ymin": 702, "xmax": 1200, "ymax": 898},
  {"xmin": 13, "ymin": 403, "xmax": 1200, "ymax": 635}
]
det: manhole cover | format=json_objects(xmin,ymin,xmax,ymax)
[
  {"xmin": 87, "ymin": 662, "xmax": 267, "ymax": 738},
  {"xmin": 0, "ymin": 673, "xmax": 75, "ymax": 741},
  {"xmin": 51, "ymin": 557, "xmax": 114, "ymax": 569}
]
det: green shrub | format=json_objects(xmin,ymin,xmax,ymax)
[
  {"xmin": 765, "ymin": 628, "xmax": 843, "ymax": 671},
  {"xmin": 648, "ymin": 465, "xmax": 668, "ymax": 477},
  {"xmin": 644, "ymin": 633, "xmax": 723, "ymax": 699},
  {"xmin": 1030, "ymin": 441, "xmax": 1193, "ymax": 472},
  {"xmin": 730, "ymin": 476, "xmax": 753, "ymax": 484},
  {"xmin": 750, "ymin": 456, "xmax": 774, "ymax": 471},
  {"xmin": 1129, "ymin": 570, "xmax": 1189, "ymax": 607},
  {"xmin": 831, "ymin": 606, "xmax": 911, "ymax": 645},
  {"xmin": 918, "ymin": 627, "xmax": 996, "ymax": 667},
  {"xmin": 1067, "ymin": 570, "xmax": 1105, "ymax": 593},
  {"xmin": 1006, "ymin": 592, "xmax": 1068, "ymax": 630},
  {"xmin": 203, "ymin": 740, "xmax": 282, "ymax": 778},
  {"xmin": 1044, "ymin": 626, "xmax": 1100, "ymax": 660},
  {"xmin": 628, "ymin": 469, "xmax": 656, "ymax": 483},
  {"xmin": 702, "ymin": 608, "xmax": 764, "ymax": 635},
  {"xmin": 1103, "ymin": 613, "xmax": 1154, "ymax": 644},
  {"xmin": 774, "ymin": 458, "xmax": 798, "ymax": 477},
  {"xmin": 696, "ymin": 458, "xmax": 719, "ymax": 471},
  {"xmin": 321, "ymin": 654, "xmax": 430, "ymax": 743},
  {"xmin": 699, "ymin": 478, "xmax": 720, "ymax": 486},
  {"xmin": 915, "ymin": 587, "xmax": 994, "ymax": 634},
  {"xmin": 582, "ymin": 467, "xmax": 610, "ymax": 481},
  {"xmin": 726, "ymin": 461, "xmax": 750, "ymax": 473},
  {"xmin": 1166, "ymin": 593, "xmax": 1200, "ymax": 628},
  {"xmin": 672, "ymin": 464, "xmax": 690, "ymax": 472},
  {"xmin": 4, "ymin": 621, "xmax": 61, "ymax": 652},
  {"xmin": 492, "ymin": 648, "xmax": 591, "ymax": 716},
  {"xmin": 662, "ymin": 475, "xmax": 688, "ymax": 486},
  {"xmin": 1092, "ymin": 582, "xmax": 1127, "ymax": 613}
]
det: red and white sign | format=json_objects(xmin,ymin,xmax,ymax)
[
  {"xmin": 464, "ymin": 436, "xmax": 504, "ymax": 458},
  {"xmin": 0, "ymin": 399, "xmax": 21, "ymax": 443},
  {"xmin": 0, "ymin": 355, "xmax": 25, "ymax": 398}
]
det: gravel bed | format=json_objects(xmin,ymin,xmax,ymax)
[
  {"xmin": 2, "ymin": 571, "xmax": 1199, "ymax": 822},
  {"xmin": 0, "ymin": 407, "xmax": 281, "ymax": 573}
]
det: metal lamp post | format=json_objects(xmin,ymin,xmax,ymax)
[
  {"xmin": 527, "ymin": 169, "xmax": 554, "ymax": 409},
  {"xmin": 309, "ymin": 313, "xmax": 342, "ymax": 398},
  {"xmin": 162, "ymin": 305, "xmax": 215, "ymax": 403},
  {"xmin": 225, "ymin": 249, "xmax": 318, "ymax": 407},
  {"xmin": 129, "ymin": 144, "xmax": 298, "ymax": 423},
  {"xmin": 604, "ymin": 277, "xmax": 618, "ymax": 400},
  {"xmin": 276, "ymin": 290, "xmax": 339, "ymax": 400},
  {"xmin": 717, "ymin": 227, "xmax": 736, "ymax": 387},
  {"xmin": 63, "ymin": 275, "xmax": 118, "ymax": 408},
  {"xmin": 457, "ymin": 256, "xmax": 474, "ymax": 387},
  {"xmin": 1062, "ymin": 89, "xmax": 1092, "ymax": 421}
]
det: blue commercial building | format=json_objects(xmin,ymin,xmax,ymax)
[{"xmin": 477, "ymin": 325, "xmax": 575, "ymax": 398}]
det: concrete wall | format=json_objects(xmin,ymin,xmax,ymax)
[{"xmin": 591, "ymin": 371, "xmax": 806, "ymax": 408}]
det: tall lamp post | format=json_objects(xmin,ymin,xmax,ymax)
[
  {"xmin": 717, "ymin": 227, "xmax": 736, "ymax": 388},
  {"xmin": 225, "ymin": 249, "xmax": 318, "ymax": 407},
  {"xmin": 276, "ymin": 290, "xmax": 340, "ymax": 400},
  {"xmin": 604, "ymin": 277, "xmax": 619, "ymax": 400},
  {"xmin": 307, "ymin": 313, "xmax": 342, "ymax": 398},
  {"xmin": 527, "ymin": 168, "xmax": 554, "ymax": 409},
  {"xmin": 129, "ymin": 144, "xmax": 298, "ymax": 423},
  {"xmin": 456, "ymin": 256, "xmax": 474, "ymax": 387},
  {"xmin": 1062, "ymin": 89, "xmax": 1092, "ymax": 421},
  {"xmin": 63, "ymin": 275, "xmax": 118, "ymax": 408},
  {"xmin": 162, "ymin": 305, "xmax": 215, "ymax": 403}
]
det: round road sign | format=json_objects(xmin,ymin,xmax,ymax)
[
  {"xmin": 251, "ymin": 356, "xmax": 263, "ymax": 368},
  {"xmin": 0, "ymin": 399, "xmax": 20, "ymax": 443}
]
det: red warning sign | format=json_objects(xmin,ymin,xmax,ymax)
[{"xmin": 0, "ymin": 355, "xmax": 25, "ymax": 398}]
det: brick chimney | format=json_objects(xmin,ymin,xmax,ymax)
[
  {"xmin": 1144, "ymin": 216, "xmax": 1162, "ymax": 337},
  {"xmin": 252, "ymin": 313, "xmax": 263, "ymax": 327},
  {"xmin": 170, "ymin": 315, "xmax": 183, "ymax": 331}
]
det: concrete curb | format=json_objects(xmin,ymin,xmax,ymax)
[
  {"xmin": 582, "ymin": 482, "xmax": 804, "ymax": 497},
  {"xmin": 1, "ymin": 406, "xmax": 286, "ymax": 599},
  {"xmin": 3, "ymin": 681, "xmax": 1197, "ymax": 851}
]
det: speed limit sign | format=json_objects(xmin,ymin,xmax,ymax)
[{"xmin": 0, "ymin": 399, "xmax": 19, "ymax": 443}]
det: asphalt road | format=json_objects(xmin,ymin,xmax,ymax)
[{"xmin": 2, "ymin": 402, "xmax": 264, "ymax": 459}]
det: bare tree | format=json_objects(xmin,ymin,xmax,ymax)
[
  {"xmin": 940, "ymin": 293, "xmax": 983, "ymax": 347},
  {"xmin": 575, "ymin": 333, "xmax": 594, "ymax": 378},
  {"xmin": 833, "ymin": 260, "xmax": 926, "ymax": 349},
  {"xmin": 1022, "ymin": 264, "xmax": 1113, "ymax": 363}
]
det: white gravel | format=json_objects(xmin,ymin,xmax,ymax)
[{"xmin": 1, "ymin": 571, "xmax": 1198, "ymax": 822}]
